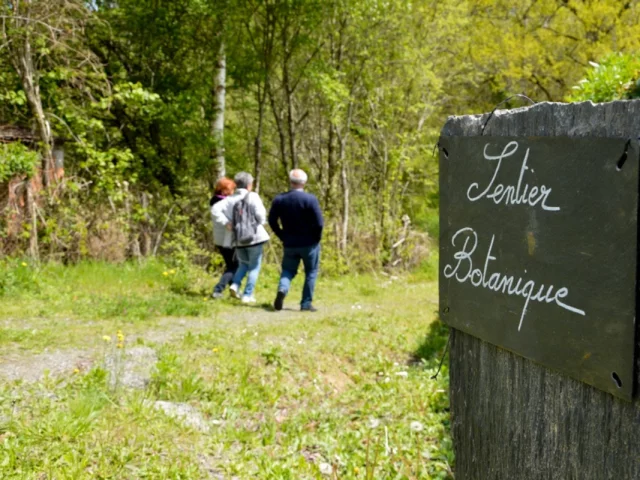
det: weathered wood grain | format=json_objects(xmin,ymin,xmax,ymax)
[{"xmin": 441, "ymin": 100, "xmax": 640, "ymax": 480}]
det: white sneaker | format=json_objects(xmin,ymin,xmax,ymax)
[
  {"xmin": 241, "ymin": 296, "xmax": 256, "ymax": 304},
  {"xmin": 212, "ymin": 292, "xmax": 223, "ymax": 299},
  {"xmin": 229, "ymin": 284, "xmax": 240, "ymax": 299}
]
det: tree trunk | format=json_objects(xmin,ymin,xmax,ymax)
[
  {"xmin": 10, "ymin": 30, "xmax": 54, "ymax": 186},
  {"xmin": 284, "ymin": 69, "xmax": 297, "ymax": 169},
  {"xmin": 336, "ymin": 102, "xmax": 353, "ymax": 255},
  {"xmin": 325, "ymin": 124, "xmax": 336, "ymax": 211},
  {"xmin": 379, "ymin": 138, "xmax": 390, "ymax": 252},
  {"xmin": 254, "ymin": 85, "xmax": 266, "ymax": 193},
  {"xmin": 281, "ymin": 21, "xmax": 297, "ymax": 170},
  {"xmin": 140, "ymin": 193, "xmax": 152, "ymax": 256},
  {"xmin": 212, "ymin": 40, "xmax": 226, "ymax": 180},
  {"xmin": 442, "ymin": 100, "xmax": 640, "ymax": 480},
  {"xmin": 325, "ymin": 16, "xmax": 344, "ymax": 213},
  {"xmin": 268, "ymin": 83, "xmax": 289, "ymax": 173},
  {"xmin": 340, "ymin": 154, "xmax": 349, "ymax": 254},
  {"xmin": 25, "ymin": 180, "xmax": 39, "ymax": 260}
]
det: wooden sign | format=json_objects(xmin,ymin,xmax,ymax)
[{"xmin": 439, "ymin": 136, "xmax": 638, "ymax": 400}]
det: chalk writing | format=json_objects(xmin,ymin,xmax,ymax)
[
  {"xmin": 443, "ymin": 227, "xmax": 586, "ymax": 331},
  {"xmin": 466, "ymin": 141, "xmax": 560, "ymax": 211}
]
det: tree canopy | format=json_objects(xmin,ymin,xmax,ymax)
[{"xmin": 1, "ymin": 0, "xmax": 639, "ymax": 266}]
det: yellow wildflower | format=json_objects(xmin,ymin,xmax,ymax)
[
  {"xmin": 102, "ymin": 335, "xmax": 111, "ymax": 343},
  {"xmin": 117, "ymin": 343, "xmax": 124, "ymax": 349},
  {"xmin": 73, "ymin": 368, "xmax": 80, "ymax": 374},
  {"xmin": 203, "ymin": 297, "xmax": 209, "ymax": 302},
  {"xmin": 212, "ymin": 348, "xmax": 219, "ymax": 353},
  {"xmin": 169, "ymin": 269, "xmax": 176, "ymax": 275},
  {"xmin": 162, "ymin": 271, "xmax": 169, "ymax": 276},
  {"xmin": 354, "ymin": 467, "xmax": 360, "ymax": 474},
  {"xmin": 21, "ymin": 262, "xmax": 27, "ymax": 267}
]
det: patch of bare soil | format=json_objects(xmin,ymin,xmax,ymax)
[{"xmin": 0, "ymin": 349, "xmax": 93, "ymax": 382}]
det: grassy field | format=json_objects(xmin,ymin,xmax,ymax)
[{"xmin": 0, "ymin": 259, "xmax": 451, "ymax": 479}]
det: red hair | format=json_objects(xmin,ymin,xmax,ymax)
[{"xmin": 215, "ymin": 177, "xmax": 236, "ymax": 196}]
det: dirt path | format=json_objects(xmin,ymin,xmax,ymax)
[{"xmin": 0, "ymin": 298, "xmax": 379, "ymax": 385}]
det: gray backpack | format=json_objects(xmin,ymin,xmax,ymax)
[{"xmin": 232, "ymin": 193, "xmax": 259, "ymax": 246}]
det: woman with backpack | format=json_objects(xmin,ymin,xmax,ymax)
[
  {"xmin": 212, "ymin": 172, "xmax": 269, "ymax": 303},
  {"xmin": 210, "ymin": 177, "xmax": 238, "ymax": 299}
]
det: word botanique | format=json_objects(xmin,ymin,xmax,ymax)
[{"xmin": 443, "ymin": 226, "xmax": 586, "ymax": 331}]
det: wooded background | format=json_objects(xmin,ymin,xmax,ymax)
[{"xmin": 1, "ymin": 0, "xmax": 640, "ymax": 269}]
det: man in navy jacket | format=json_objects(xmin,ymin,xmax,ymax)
[{"xmin": 268, "ymin": 169, "xmax": 324, "ymax": 311}]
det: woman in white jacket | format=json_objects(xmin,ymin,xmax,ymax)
[{"xmin": 212, "ymin": 172, "xmax": 269, "ymax": 303}]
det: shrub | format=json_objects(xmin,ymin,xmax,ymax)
[
  {"xmin": 567, "ymin": 53, "xmax": 640, "ymax": 103},
  {"xmin": 0, "ymin": 143, "xmax": 39, "ymax": 183}
]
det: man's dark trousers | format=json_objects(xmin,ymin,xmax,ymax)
[
  {"xmin": 213, "ymin": 246, "xmax": 237, "ymax": 294},
  {"xmin": 277, "ymin": 243, "xmax": 320, "ymax": 309}
]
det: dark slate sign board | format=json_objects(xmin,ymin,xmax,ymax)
[{"xmin": 439, "ymin": 136, "xmax": 638, "ymax": 400}]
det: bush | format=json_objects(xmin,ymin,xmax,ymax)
[
  {"xmin": 0, "ymin": 143, "xmax": 39, "ymax": 183},
  {"xmin": 567, "ymin": 53, "xmax": 640, "ymax": 103}
]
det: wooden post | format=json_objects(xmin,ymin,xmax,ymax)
[{"xmin": 441, "ymin": 101, "xmax": 640, "ymax": 480}]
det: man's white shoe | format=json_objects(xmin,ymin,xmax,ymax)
[
  {"xmin": 229, "ymin": 284, "xmax": 240, "ymax": 299},
  {"xmin": 241, "ymin": 296, "xmax": 256, "ymax": 304}
]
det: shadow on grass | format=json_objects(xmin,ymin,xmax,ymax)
[
  {"xmin": 225, "ymin": 302, "xmax": 278, "ymax": 312},
  {"xmin": 411, "ymin": 315, "xmax": 450, "ymax": 367},
  {"xmin": 245, "ymin": 302, "xmax": 277, "ymax": 312},
  {"xmin": 240, "ymin": 303, "xmax": 309, "ymax": 313}
]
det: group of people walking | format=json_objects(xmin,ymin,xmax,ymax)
[{"xmin": 210, "ymin": 169, "xmax": 323, "ymax": 311}]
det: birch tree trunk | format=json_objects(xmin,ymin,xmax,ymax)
[
  {"xmin": 5, "ymin": 2, "xmax": 54, "ymax": 186},
  {"xmin": 212, "ymin": 40, "xmax": 226, "ymax": 180}
]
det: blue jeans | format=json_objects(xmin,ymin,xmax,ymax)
[
  {"xmin": 233, "ymin": 243, "xmax": 264, "ymax": 297},
  {"xmin": 278, "ymin": 243, "xmax": 320, "ymax": 308}
]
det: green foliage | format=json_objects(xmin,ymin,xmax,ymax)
[
  {"xmin": 0, "ymin": 143, "xmax": 39, "ymax": 182},
  {"xmin": 260, "ymin": 346, "xmax": 283, "ymax": 366},
  {"xmin": 0, "ymin": 376, "xmax": 202, "ymax": 477},
  {"xmin": 3, "ymin": 0, "xmax": 640, "ymax": 267},
  {"xmin": 567, "ymin": 53, "xmax": 640, "ymax": 102},
  {"xmin": 409, "ymin": 253, "xmax": 439, "ymax": 284},
  {"xmin": 150, "ymin": 350, "xmax": 206, "ymax": 401},
  {"xmin": 0, "ymin": 259, "xmax": 40, "ymax": 297}
]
